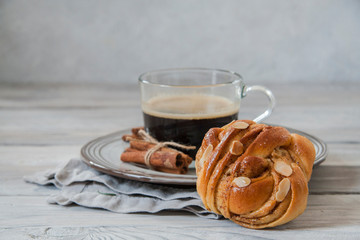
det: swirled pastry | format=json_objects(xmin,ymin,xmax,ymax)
[{"xmin": 195, "ymin": 120, "xmax": 315, "ymax": 229}]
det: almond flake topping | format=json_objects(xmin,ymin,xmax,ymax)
[
  {"xmin": 274, "ymin": 161, "xmax": 293, "ymax": 177},
  {"xmin": 233, "ymin": 176, "xmax": 251, "ymax": 188},
  {"xmin": 276, "ymin": 178, "xmax": 291, "ymax": 202},
  {"xmin": 232, "ymin": 121, "xmax": 249, "ymax": 130}
]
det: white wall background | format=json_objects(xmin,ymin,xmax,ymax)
[{"xmin": 0, "ymin": 0, "xmax": 359, "ymax": 84}]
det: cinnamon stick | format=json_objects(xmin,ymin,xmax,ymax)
[
  {"xmin": 120, "ymin": 127, "xmax": 193, "ymax": 174},
  {"xmin": 129, "ymin": 140, "xmax": 193, "ymax": 165},
  {"xmin": 121, "ymin": 127, "xmax": 144, "ymax": 141},
  {"xmin": 131, "ymin": 127, "xmax": 144, "ymax": 135},
  {"xmin": 121, "ymin": 149, "xmax": 185, "ymax": 169},
  {"xmin": 129, "ymin": 140, "xmax": 155, "ymax": 150}
]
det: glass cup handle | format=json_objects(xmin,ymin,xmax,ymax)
[{"xmin": 242, "ymin": 85, "xmax": 276, "ymax": 123}]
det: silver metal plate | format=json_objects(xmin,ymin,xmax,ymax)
[{"xmin": 81, "ymin": 127, "xmax": 327, "ymax": 185}]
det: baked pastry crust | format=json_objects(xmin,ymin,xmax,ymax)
[{"xmin": 195, "ymin": 120, "xmax": 316, "ymax": 229}]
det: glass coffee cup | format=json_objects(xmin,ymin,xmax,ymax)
[{"xmin": 139, "ymin": 68, "xmax": 275, "ymax": 157}]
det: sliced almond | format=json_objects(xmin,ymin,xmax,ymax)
[
  {"xmin": 221, "ymin": 120, "xmax": 235, "ymax": 130},
  {"xmin": 232, "ymin": 121, "xmax": 249, "ymax": 130},
  {"xmin": 199, "ymin": 144, "xmax": 213, "ymax": 167},
  {"xmin": 274, "ymin": 161, "xmax": 293, "ymax": 177},
  {"xmin": 203, "ymin": 144, "xmax": 213, "ymax": 159},
  {"xmin": 232, "ymin": 176, "xmax": 251, "ymax": 188},
  {"xmin": 230, "ymin": 141, "xmax": 244, "ymax": 155},
  {"xmin": 276, "ymin": 178, "xmax": 291, "ymax": 202}
]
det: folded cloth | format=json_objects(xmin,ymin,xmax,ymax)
[{"xmin": 24, "ymin": 158, "xmax": 221, "ymax": 219}]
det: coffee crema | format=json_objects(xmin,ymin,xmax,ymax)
[{"xmin": 142, "ymin": 95, "xmax": 239, "ymax": 157}]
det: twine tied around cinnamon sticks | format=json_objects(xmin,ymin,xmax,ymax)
[
  {"xmin": 121, "ymin": 127, "xmax": 196, "ymax": 174},
  {"xmin": 136, "ymin": 129, "xmax": 196, "ymax": 169}
]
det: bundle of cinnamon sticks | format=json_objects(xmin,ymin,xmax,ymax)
[{"xmin": 120, "ymin": 127, "xmax": 193, "ymax": 174}]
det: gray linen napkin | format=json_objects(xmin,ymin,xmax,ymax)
[{"xmin": 24, "ymin": 158, "xmax": 221, "ymax": 219}]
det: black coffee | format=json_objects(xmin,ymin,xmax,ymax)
[{"xmin": 142, "ymin": 95, "xmax": 239, "ymax": 157}]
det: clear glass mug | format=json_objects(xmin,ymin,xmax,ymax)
[{"xmin": 139, "ymin": 68, "xmax": 275, "ymax": 157}]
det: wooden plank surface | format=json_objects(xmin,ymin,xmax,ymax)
[
  {"xmin": 0, "ymin": 82, "xmax": 360, "ymax": 239},
  {"xmin": 0, "ymin": 195, "xmax": 359, "ymax": 239}
]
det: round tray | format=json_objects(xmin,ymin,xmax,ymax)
[{"xmin": 81, "ymin": 127, "xmax": 327, "ymax": 185}]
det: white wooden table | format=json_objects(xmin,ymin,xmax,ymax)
[{"xmin": 1, "ymin": 82, "xmax": 360, "ymax": 239}]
